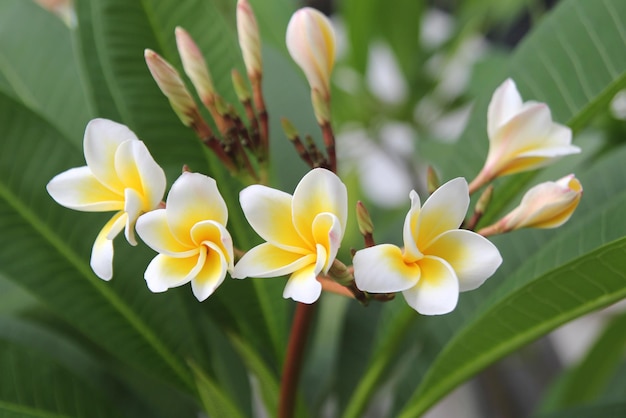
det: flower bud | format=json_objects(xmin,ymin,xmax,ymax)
[
  {"xmin": 286, "ymin": 7, "xmax": 336, "ymax": 120},
  {"xmin": 356, "ymin": 201, "xmax": 374, "ymax": 236},
  {"xmin": 144, "ymin": 49, "xmax": 197, "ymax": 126},
  {"xmin": 237, "ymin": 0, "xmax": 262, "ymax": 78},
  {"xmin": 175, "ymin": 27, "xmax": 216, "ymax": 102},
  {"xmin": 480, "ymin": 175, "xmax": 582, "ymax": 236},
  {"xmin": 231, "ymin": 69, "xmax": 251, "ymax": 102}
]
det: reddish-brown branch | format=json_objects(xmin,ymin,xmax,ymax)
[
  {"xmin": 279, "ymin": 302, "xmax": 317, "ymax": 418},
  {"xmin": 321, "ymin": 121, "xmax": 336, "ymax": 173}
]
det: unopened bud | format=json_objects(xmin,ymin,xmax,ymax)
[
  {"xmin": 328, "ymin": 259, "xmax": 353, "ymax": 285},
  {"xmin": 311, "ymin": 88, "xmax": 331, "ymax": 124},
  {"xmin": 144, "ymin": 49, "xmax": 197, "ymax": 126},
  {"xmin": 175, "ymin": 27, "xmax": 216, "ymax": 102},
  {"xmin": 237, "ymin": 0, "xmax": 262, "ymax": 78},
  {"xmin": 475, "ymin": 185, "xmax": 494, "ymax": 215},
  {"xmin": 479, "ymin": 174, "xmax": 582, "ymax": 236},
  {"xmin": 356, "ymin": 201, "xmax": 374, "ymax": 235},
  {"xmin": 286, "ymin": 7, "xmax": 335, "ymax": 112},
  {"xmin": 426, "ymin": 166, "xmax": 440, "ymax": 195},
  {"xmin": 231, "ymin": 69, "xmax": 251, "ymax": 102},
  {"xmin": 281, "ymin": 117, "xmax": 299, "ymax": 140}
]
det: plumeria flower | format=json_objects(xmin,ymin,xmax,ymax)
[
  {"xmin": 233, "ymin": 168, "xmax": 347, "ymax": 304},
  {"xmin": 469, "ymin": 79, "xmax": 580, "ymax": 193},
  {"xmin": 286, "ymin": 7, "xmax": 336, "ymax": 123},
  {"xmin": 478, "ymin": 174, "xmax": 582, "ymax": 236},
  {"xmin": 136, "ymin": 172, "xmax": 234, "ymax": 301},
  {"xmin": 353, "ymin": 178, "xmax": 502, "ymax": 315},
  {"xmin": 46, "ymin": 118, "xmax": 166, "ymax": 280}
]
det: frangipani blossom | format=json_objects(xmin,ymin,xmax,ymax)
[
  {"xmin": 479, "ymin": 174, "xmax": 582, "ymax": 236},
  {"xmin": 233, "ymin": 168, "xmax": 347, "ymax": 304},
  {"xmin": 46, "ymin": 118, "xmax": 166, "ymax": 280},
  {"xmin": 136, "ymin": 172, "xmax": 234, "ymax": 301},
  {"xmin": 286, "ymin": 7, "xmax": 336, "ymax": 123},
  {"xmin": 469, "ymin": 79, "xmax": 580, "ymax": 193},
  {"xmin": 353, "ymin": 178, "xmax": 502, "ymax": 315}
]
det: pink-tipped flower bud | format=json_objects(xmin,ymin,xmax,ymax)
[
  {"xmin": 237, "ymin": 0, "xmax": 262, "ymax": 79},
  {"xmin": 175, "ymin": 27, "xmax": 216, "ymax": 102},
  {"xmin": 481, "ymin": 175, "xmax": 582, "ymax": 236},
  {"xmin": 286, "ymin": 7, "xmax": 336, "ymax": 122},
  {"xmin": 144, "ymin": 49, "xmax": 197, "ymax": 126}
]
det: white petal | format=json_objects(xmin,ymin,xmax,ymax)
[
  {"xmin": 292, "ymin": 168, "xmax": 348, "ymax": 247},
  {"xmin": 84, "ymin": 119, "xmax": 137, "ymax": 192},
  {"xmin": 487, "ymin": 78, "xmax": 523, "ymax": 139},
  {"xmin": 402, "ymin": 190, "xmax": 423, "ymax": 261},
  {"xmin": 136, "ymin": 210, "xmax": 197, "ymax": 256},
  {"xmin": 417, "ymin": 178, "xmax": 469, "ymax": 249},
  {"xmin": 425, "ymin": 230, "xmax": 502, "ymax": 291},
  {"xmin": 144, "ymin": 249, "xmax": 206, "ymax": 293},
  {"xmin": 239, "ymin": 184, "xmax": 308, "ymax": 252},
  {"xmin": 115, "ymin": 140, "xmax": 166, "ymax": 211},
  {"xmin": 90, "ymin": 211, "xmax": 126, "ymax": 280},
  {"xmin": 232, "ymin": 243, "xmax": 315, "ymax": 279},
  {"xmin": 353, "ymin": 244, "xmax": 419, "ymax": 293},
  {"xmin": 191, "ymin": 243, "xmax": 228, "ymax": 301},
  {"xmin": 123, "ymin": 187, "xmax": 143, "ymax": 246},
  {"xmin": 47, "ymin": 167, "xmax": 123, "ymax": 212},
  {"xmin": 166, "ymin": 172, "xmax": 228, "ymax": 244},
  {"xmin": 402, "ymin": 256, "xmax": 459, "ymax": 315},
  {"xmin": 283, "ymin": 262, "xmax": 322, "ymax": 304}
]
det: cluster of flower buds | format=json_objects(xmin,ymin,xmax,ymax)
[{"xmin": 144, "ymin": 0, "xmax": 268, "ymax": 184}]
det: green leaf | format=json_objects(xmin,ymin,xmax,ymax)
[
  {"xmin": 189, "ymin": 361, "xmax": 246, "ymax": 418},
  {"xmin": 0, "ymin": 0, "xmax": 94, "ymax": 144},
  {"xmin": 549, "ymin": 311, "xmax": 626, "ymax": 408},
  {"xmin": 398, "ymin": 139, "xmax": 626, "ymax": 417},
  {"xmin": 534, "ymin": 401, "xmax": 626, "ymax": 418},
  {"xmin": 0, "ymin": 318, "xmax": 129, "ymax": 418}
]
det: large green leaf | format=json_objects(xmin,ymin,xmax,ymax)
[
  {"xmin": 0, "ymin": 317, "xmax": 130, "ymax": 418},
  {"xmin": 0, "ymin": 0, "xmax": 94, "ymax": 144},
  {"xmin": 534, "ymin": 401, "xmax": 626, "ymax": 418}
]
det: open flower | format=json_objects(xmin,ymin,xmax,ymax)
[
  {"xmin": 233, "ymin": 168, "xmax": 347, "ymax": 304},
  {"xmin": 286, "ymin": 7, "xmax": 336, "ymax": 123},
  {"xmin": 46, "ymin": 118, "xmax": 166, "ymax": 280},
  {"xmin": 136, "ymin": 172, "xmax": 234, "ymax": 301},
  {"xmin": 353, "ymin": 178, "xmax": 502, "ymax": 315},
  {"xmin": 479, "ymin": 174, "xmax": 582, "ymax": 236},
  {"xmin": 469, "ymin": 79, "xmax": 580, "ymax": 193}
]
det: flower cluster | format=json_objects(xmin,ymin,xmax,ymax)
[{"xmin": 46, "ymin": 3, "xmax": 582, "ymax": 315}]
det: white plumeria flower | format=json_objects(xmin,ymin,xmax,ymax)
[
  {"xmin": 46, "ymin": 119, "xmax": 166, "ymax": 281},
  {"xmin": 136, "ymin": 172, "xmax": 234, "ymax": 301},
  {"xmin": 479, "ymin": 174, "xmax": 582, "ymax": 236},
  {"xmin": 469, "ymin": 79, "xmax": 580, "ymax": 193},
  {"xmin": 233, "ymin": 168, "xmax": 347, "ymax": 304},
  {"xmin": 353, "ymin": 178, "xmax": 502, "ymax": 315}
]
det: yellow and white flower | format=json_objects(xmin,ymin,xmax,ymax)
[
  {"xmin": 136, "ymin": 172, "xmax": 234, "ymax": 301},
  {"xmin": 233, "ymin": 168, "xmax": 347, "ymax": 304},
  {"xmin": 479, "ymin": 174, "xmax": 582, "ymax": 236},
  {"xmin": 46, "ymin": 118, "xmax": 166, "ymax": 280},
  {"xmin": 353, "ymin": 178, "xmax": 502, "ymax": 315},
  {"xmin": 469, "ymin": 79, "xmax": 580, "ymax": 193}
]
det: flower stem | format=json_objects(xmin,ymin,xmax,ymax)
[{"xmin": 279, "ymin": 302, "xmax": 317, "ymax": 418}]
